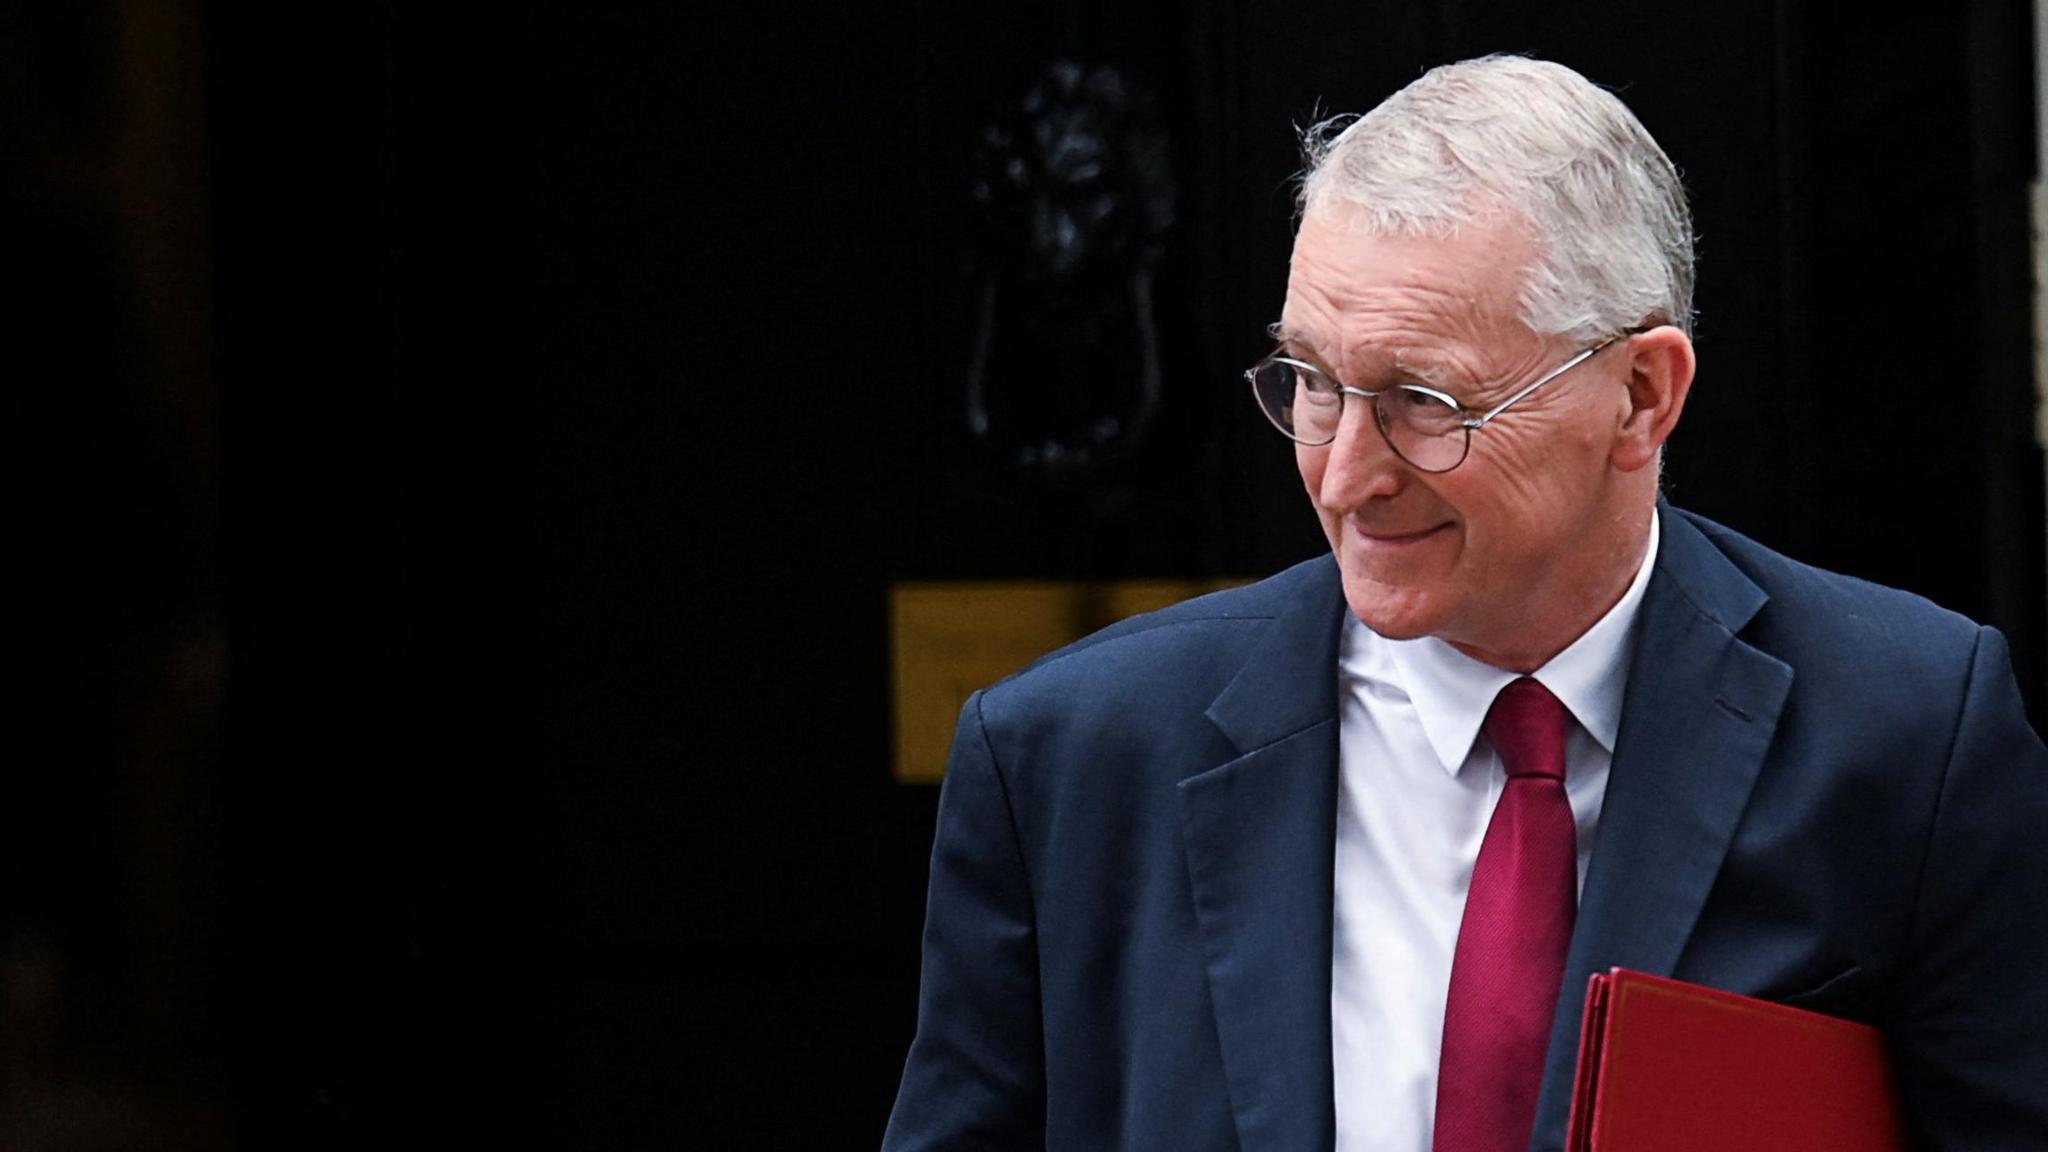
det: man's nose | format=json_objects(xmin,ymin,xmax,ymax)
[{"xmin": 1316, "ymin": 400, "xmax": 1406, "ymax": 506}]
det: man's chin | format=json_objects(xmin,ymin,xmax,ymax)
[{"xmin": 1340, "ymin": 585, "xmax": 1442, "ymax": 642}]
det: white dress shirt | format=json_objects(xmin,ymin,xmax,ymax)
[{"xmin": 1330, "ymin": 514, "xmax": 1660, "ymax": 1152}]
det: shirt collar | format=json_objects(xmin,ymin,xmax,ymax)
[{"xmin": 1339, "ymin": 512, "xmax": 1660, "ymax": 777}]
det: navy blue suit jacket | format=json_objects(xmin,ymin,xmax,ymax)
[{"xmin": 884, "ymin": 506, "xmax": 2048, "ymax": 1150}]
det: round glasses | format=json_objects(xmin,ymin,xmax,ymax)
[{"xmin": 1245, "ymin": 334, "xmax": 1626, "ymax": 473}]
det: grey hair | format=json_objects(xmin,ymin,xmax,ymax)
[{"xmin": 1298, "ymin": 55, "xmax": 1694, "ymax": 340}]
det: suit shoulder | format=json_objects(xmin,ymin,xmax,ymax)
[{"xmin": 1677, "ymin": 508, "xmax": 1984, "ymax": 667}]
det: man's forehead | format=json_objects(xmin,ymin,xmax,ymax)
[{"xmin": 1278, "ymin": 214, "xmax": 1541, "ymax": 371}]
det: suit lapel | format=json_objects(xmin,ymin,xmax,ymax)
[
  {"xmin": 1179, "ymin": 556, "xmax": 1346, "ymax": 1152},
  {"xmin": 1528, "ymin": 506, "xmax": 1794, "ymax": 1150}
]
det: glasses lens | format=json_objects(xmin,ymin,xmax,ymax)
[
  {"xmin": 1376, "ymin": 386, "xmax": 1468, "ymax": 472},
  {"xmin": 1251, "ymin": 358, "xmax": 1342, "ymax": 444}
]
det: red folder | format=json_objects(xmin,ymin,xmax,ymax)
[{"xmin": 1566, "ymin": 968, "xmax": 1907, "ymax": 1151}]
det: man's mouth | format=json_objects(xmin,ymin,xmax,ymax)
[{"xmin": 1350, "ymin": 521, "xmax": 1453, "ymax": 547}]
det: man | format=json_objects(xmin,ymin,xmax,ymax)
[{"xmin": 884, "ymin": 55, "xmax": 2048, "ymax": 1151}]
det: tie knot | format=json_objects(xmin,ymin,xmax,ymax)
[{"xmin": 1484, "ymin": 677, "xmax": 1567, "ymax": 781}]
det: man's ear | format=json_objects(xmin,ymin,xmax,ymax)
[{"xmin": 1612, "ymin": 325, "xmax": 1695, "ymax": 473}]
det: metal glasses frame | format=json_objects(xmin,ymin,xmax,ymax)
[{"xmin": 1245, "ymin": 330, "xmax": 1635, "ymax": 473}]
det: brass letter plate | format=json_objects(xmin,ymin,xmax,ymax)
[{"xmin": 890, "ymin": 579, "xmax": 1248, "ymax": 783}]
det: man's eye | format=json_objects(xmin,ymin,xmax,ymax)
[{"xmin": 1299, "ymin": 372, "xmax": 1341, "ymax": 398}]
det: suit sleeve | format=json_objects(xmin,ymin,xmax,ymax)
[
  {"xmin": 882, "ymin": 690, "xmax": 1045, "ymax": 1151},
  {"xmin": 1890, "ymin": 627, "xmax": 2048, "ymax": 1148}
]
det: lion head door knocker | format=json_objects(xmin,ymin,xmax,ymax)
[{"xmin": 965, "ymin": 61, "xmax": 1176, "ymax": 481}]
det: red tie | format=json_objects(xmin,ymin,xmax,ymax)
[{"xmin": 1434, "ymin": 677, "xmax": 1577, "ymax": 1152}]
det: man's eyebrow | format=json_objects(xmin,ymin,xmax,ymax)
[
  {"xmin": 1265, "ymin": 323, "xmax": 1328, "ymax": 368},
  {"xmin": 1267, "ymin": 323, "xmax": 1332, "ymax": 362},
  {"xmin": 1391, "ymin": 351, "xmax": 1458, "ymax": 390}
]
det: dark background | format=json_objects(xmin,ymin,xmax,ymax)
[{"xmin": 1, "ymin": 0, "xmax": 2040, "ymax": 1147}]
